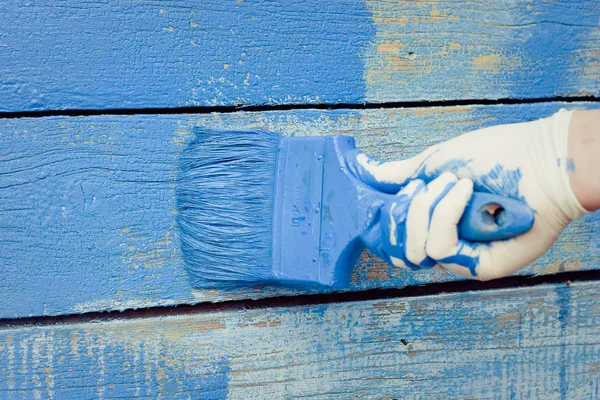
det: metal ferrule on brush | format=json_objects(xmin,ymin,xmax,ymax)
[{"xmin": 271, "ymin": 135, "xmax": 366, "ymax": 288}]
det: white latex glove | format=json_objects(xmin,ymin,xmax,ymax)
[{"xmin": 347, "ymin": 109, "xmax": 589, "ymax": 281}]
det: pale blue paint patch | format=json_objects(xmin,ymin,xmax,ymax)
[
  {"xmin": 556, "ymin": 285, "xmax": 572, "ymax": 400},
  {"xmin": 0, "ymin": 328, "xmax": 231, "ymax": 399},
  {"xmin": 0, "ymin": 0, "xmax": 374, "ymax": 112},
  {"xmin": 195, "ymin": 357, "xmax": 231, "ymax": 400}
]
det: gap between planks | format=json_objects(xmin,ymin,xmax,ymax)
[
  {"xmin": 0, "ymin": 96, "xmax": 598, "ymax": 119},
  {"xmin": 1, "ymin": 270, "xmax": 599, "ymax": 329}
]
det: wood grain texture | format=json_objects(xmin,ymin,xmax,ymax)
[
  {"xmin": 0, "ymin": 0, "xmax": 598, "ymax": 112},
  {"xmin": 1, "ymin": 102, "xmax": 599, "ymax": 318},
  {"xmin": 0, "ymin": 281, "xmax": 599, "ymax": 399}
]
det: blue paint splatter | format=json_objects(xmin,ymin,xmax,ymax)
[
  {"xmin": 415, "ymin": 160, "xmax": 524, "ymax": 201},
  {"xmin": 566, "ymin": 158, "xmax": 576, "ymax": 174},
  {"xmin": 557, "ymin": 157, "xmax": 576, "ymax": 175},
  {"xmin": 427, "ymin": 181, "xmax": 457, "ymax": 224}
]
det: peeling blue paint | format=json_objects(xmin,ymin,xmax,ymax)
[{"xmin": 556, "ymin": 285, "xmax": 572, "ymax": 400}]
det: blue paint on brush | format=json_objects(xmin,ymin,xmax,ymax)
[
  {"xmin": 177, "ymin": 130, "xmax": 534, "ymax": 288},
  {"xmin": 177, "ymin": 129, "xmax": 280, "ymax": 287}
]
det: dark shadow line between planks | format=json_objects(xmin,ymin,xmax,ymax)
[
  {"xmin": 1, "ymin": 269, "xmax": 599, "ymax": 329},
  {"xmin": 0, "ymin": 96, "xmax": 598, "ymax": 119}
]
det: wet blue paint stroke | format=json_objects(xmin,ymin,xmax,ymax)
[{"xmin": 0, "ymin": 1, "xmax": 376, "ymax": 112}]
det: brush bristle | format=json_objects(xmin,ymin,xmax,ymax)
[{"xmin": 176, "ymin": 128, "xmax": 280, "ymax": 288}]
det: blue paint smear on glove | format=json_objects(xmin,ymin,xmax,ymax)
[{"xmin": 346, "ymin": 151, "xmax": 528, "ymax": 277}]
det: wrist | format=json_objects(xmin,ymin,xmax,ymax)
[
  {"xmin": 536, "ymin": 109, "xmax": 589, "ymax": 221},
  {"xmin": 568, "ymin": 109, "xmax": 600, "ymax": 212}
]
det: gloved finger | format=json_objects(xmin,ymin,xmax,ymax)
[
  {"xmin": 345, "ymin": 147, "xmax": 439, "ymax": 194},
  {"xmin": 425, "ymin": 178, "xmax": 478, "ymax": 274},
  {"xmin": 380, "ymin": 179, "xmax": 426, "ymax": 269},
  {"xmin": 441, "ymin": 224, "xmax": 557, "ymax": 281},
  {"xmin": 425, "ymin": 178, "xmax": 551, "ymax": 280},
  {"xmin": 405, "ymin": 172, "xmax": 458, "ymax": 267}
]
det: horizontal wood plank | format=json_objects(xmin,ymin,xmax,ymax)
[
  {"xmin": 0, "ymin": 281, "xmax": 599, "ymax": 399},
  {"xmin": 1, "ymin": 102, "xmax": 599, "ymax": 318},
  {"xmin": 0, "ymin": 0, "xmax": 598, "ymax": 112}
]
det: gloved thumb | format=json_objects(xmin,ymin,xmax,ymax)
[{"xmin": 345, "ymin": 148, "xmax": 434, "ymax": 194}]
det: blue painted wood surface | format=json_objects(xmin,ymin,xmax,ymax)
[
  {"xmin": 0, "ymin": 281, "xmax": 598, "ymax": 399},
  {"xmin": 0, "ymin": 0, "xmax": 598, "ymax": 112},
  {"xmin": 1, "ymin": 102, "xmax": 599, "ymax": 318}
]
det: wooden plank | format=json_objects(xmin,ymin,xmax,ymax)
[
  {"xmin": 1, "ymin": 102, "xmax": 599, "ymax": 318},
  {"xmin": 0, "ymin": 281, "xmax": 599, "ymax": 399},
  {"xmin": 0, "ymin": 0, "xmax": 598, "ymax": 112}
]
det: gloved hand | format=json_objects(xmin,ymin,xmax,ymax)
[{"xmin": 347, "ymin": 109, "xmax": 589, "ymax": 281}]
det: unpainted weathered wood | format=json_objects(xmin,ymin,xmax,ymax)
[
  {"xmin": 0, "ymin": 0, "xmax": 598, "ymax": 112},
  {"xmin": 0, "ymin": 281, "xmax": 598, "ymax": 399},
  {"xmin": 1, "ymin": 102, "xmax": 598, "ymax": 318}
]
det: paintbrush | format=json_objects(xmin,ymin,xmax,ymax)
[{"xmin": 176, "ymin": 129, "xmax": 533, "ymax": 289}]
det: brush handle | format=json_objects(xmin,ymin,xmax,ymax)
[
  {"xmin": 355, "ymin": 175, "xmax": 534, "ymax": 244},
  {"xmin": 458, "ymin": 192, "xmax": 534, "ymax": 242},
  {"xmin": 357, "ymin": 185, "xmax": 534, "ymax": 243}
]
